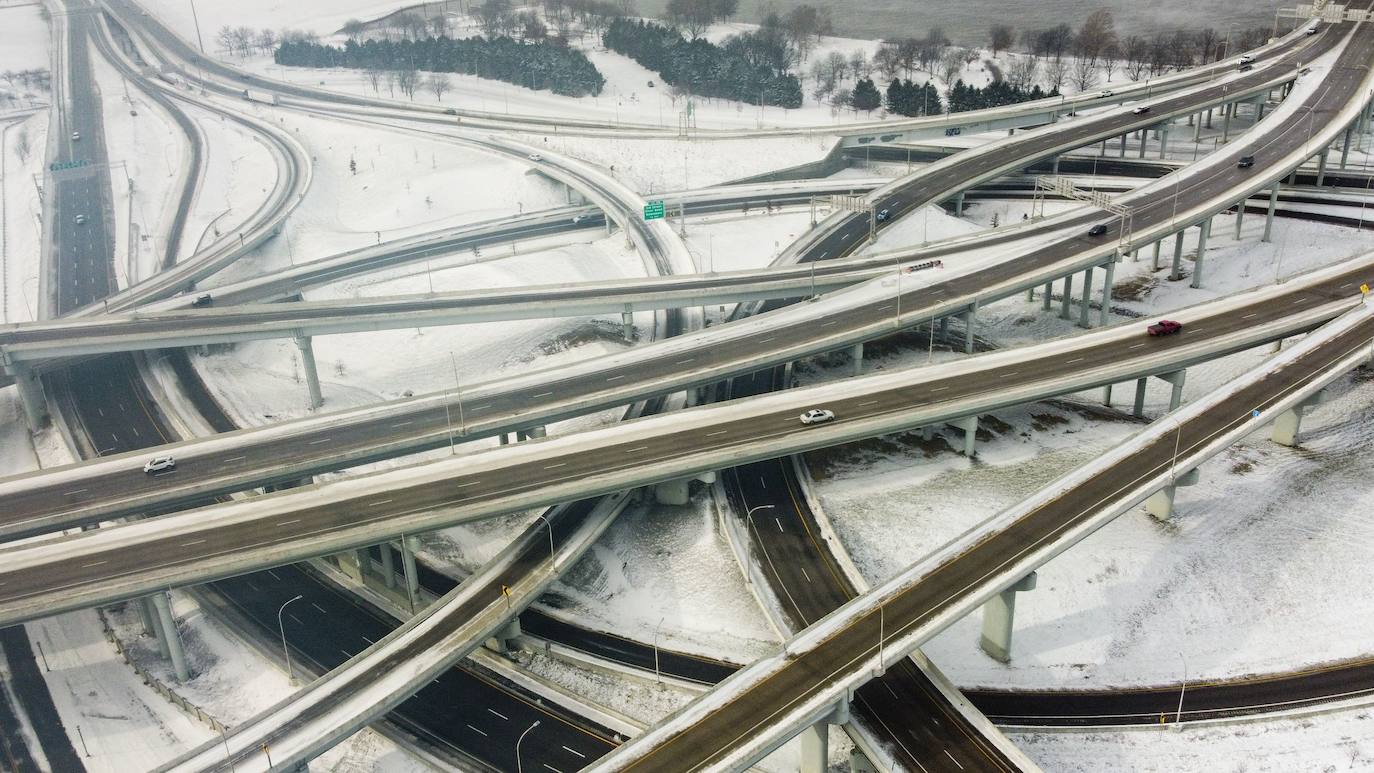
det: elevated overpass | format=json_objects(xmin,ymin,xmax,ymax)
[{"xmin": 0, "ymin": 253, "xmax": 1369, "ymax": 626}]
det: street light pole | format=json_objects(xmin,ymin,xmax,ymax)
[
  {"xmin": 1175, "ymin": 651, "xmax": 1188, "ymax": 724},
  {"xmin": 516, "ymin": 720, "xmax": 540, "ymax": 773},
  {"xmin": 653, "ymin": 615, "xmax": 666, "ymax": 684},
  {"xmin": 450, "ymin": 351, "xmax": 465, "ymax": 437},
  {"xmin": 745, "ymin": 504, "xmax": 775, "ymax": 536},
  {"xmin": 534, "ymin": 513, "xmax": 554, "ymax": 561},
  {"xmin": 277, "ymin": 594, "xmax": 304, "ymax": 684}
]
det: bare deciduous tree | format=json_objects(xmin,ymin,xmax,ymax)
[
  {"xmin": 937, "ymin": 47, "xmax": 965, "ymax": 86},
  {"xmin": 1044, "ymin": 56, "xmax": 1069, "ymax": 91},
  {"xmin": 1006, "ymin": 55, "xmax": 1038, "ymax": 90},
  {"xmin": 426, "ymin": 73, "xmax": 452, "ymax": 101},
  {"xmin": 989, "ymin": 24, "xmax": 1014, "ymax": 57}
]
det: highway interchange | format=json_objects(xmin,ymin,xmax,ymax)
[{"xmin": 6, "ymin": 1, "xmax": 1374, "ymax": 771}]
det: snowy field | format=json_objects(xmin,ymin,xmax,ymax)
[{"xmin": 0, "ymin": 2, "xmax": 49, "ymax": 110}]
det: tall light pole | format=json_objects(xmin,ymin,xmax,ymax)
[
  {"xmin": 516, "ymin": 720, "xmax": 540, "ymax": 773},
  {"xmin": 1175, "ymin": 651, "xmax": 1188, "ymax": 725},
  {"xmin": 187, "ymin": 0, "xmax": 206, "ymax": 54},
  {"xmin": 652, "ymin": 615, "xmax": 666, "ymax": 684},
  {"xmin": 745, "ymin": 503, "xmax": 775, "ymax": 536},
  {"xmin": 277, "ymin": 594, "xmax": 304, "ymax": 684},
  {"xmin": 534, "ymin": 513, "xmax": 554, "ymax": 561},
  {"xmin": 449, "ymin": 351, "xmax": 465, "ymax": 435}
]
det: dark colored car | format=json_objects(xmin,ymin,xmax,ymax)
[
  {"xmin": 1087, "ymin": 223, "xmax": 1109, "ymax": 237},
  {"xmin": 1132, "ymin": 105, "xmax": 1151, "ymax": 115},
  {"xmin": 191, "ymin": 293, "xmax": 213, "ymax": 307},
  {"xmin": 1148, "ymin": 320, "xmax": 1184, "ymax": 337},
  {"xmin": 1238, "ymin": 155, "xmax": 1255, "ymax": 168}
]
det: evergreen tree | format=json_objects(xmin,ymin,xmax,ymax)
[{"xmin": 852, "ymin": 77, "xmax": 880, "ymax": 114}]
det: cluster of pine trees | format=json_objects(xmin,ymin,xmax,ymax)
[
  {"xmin": 883, "ymin": 79, "xmax": 942, "ymax": 116},
  {"xmin": 946, "ymin": 79, "xmax": 1056, "ymax": 113},
  {"xmin": 274, "ymin": 36, "xmax": 605, "ymax": 97},
  {"xmin": 602, "ymin": 18, "xmax": 802, "ymax": 108}
]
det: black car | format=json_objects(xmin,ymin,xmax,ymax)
[
  {"xmin": 1238, "ymin": 155, "xmax": 1255, "ymax": 168},
  {"xmin": 1087, "ymin": 223, "xmax": 1109, "ymax": 237},
  {"xmin": 191, "ymin": 293, "xmax": 213, "ymax": 307}
]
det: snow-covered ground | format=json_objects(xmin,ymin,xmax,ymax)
[
  {"xmin": 1, "ymin": 109, "xmax": 46, "ymax": 323},
  {"xmin": 804, "ymin": 209, "xmax": 1374, "ymax": 692},
  {"xmin": 0, "ymin": 3, "xmax": 50, "ymax": 111}
]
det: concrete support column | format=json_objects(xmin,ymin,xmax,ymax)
[
  {"xmin": 1221, "ymin": 102, "xmax": 1233, "ymax": 143},
  {"xmin": 379, "ymin": 543, "xmax": 397, "ymax": 589},
  {"xmin": 850, "ymin": 750, "xmax": 880, "ymax": 773},
  {"xmin": 1159, "ymin": 369, "xmax": 1187, "ymax": 411},
  {"xmin": 1193, "ymin": 111, "xmax": 1203, "ymax": 142},
  {"xmin": 138, "ymin": 596, "xmax": 159, "ymax": 639},
  {"xmin": 1101, "ymin": 384, "xmax": 1113, "ymax": 407},
  {"xmin": 1263, "ymin": 182, "xmax": 1280, "ymax": 243},
  {"xmin": 293, "ymin": 333, "xmax": 324, "ymax": 411},
  {"xmin": 955, "ymin": 192, "xmax": 966, "ymax": 218},
  {"xmin": 151, "ymin": 592, "xmax": 190, "ymax": 682},
  {"xmin": 1059, "ymin": 273, "xmax": 1074, "ymax": 320},
  {"xmin": 1137, "ymin": 129, "xmax": 1148, "ymax": 158},
  {"xmin": 1051, "ymin": 155, "xmax": 1060, "ymax": 176},
  {"xmin": 1171, "ymin": 231, "xmax": 1186, "ymax": 281},
  {"xmin": 1146, "ymin": 468, "xmax": 1200, "ymax": 520},
  {"xmin": 1041, "ymin": 281, "xmax": 1053, "ymax": 311},
  {"xmin": 1151, "ymin": 240, "xmax": 1162, "ymax": 271},
  {"xmin": 1234, "ymin": 198, "xmax": 1246, "ymax": 240},
  {"xmin": 1317, "ymin": 149, "xmax": 1330, "ymax": 188},
  {"xmin": 850, "ymin": 342, "xmax": 864, "ymax": 377},
  {"xmin": 528, "ymin": 425, "xmax": 547, "ymax": 439},
  {"xmin": 939, "ymin": 316, "xmax": 949, "ymax": 339},
  {"xmin": 1077, "ymin": 267, "xmax": 1094, "ymax": 328},
  {"xmin": 10, "ymin": 362, "xmax": 49, "ymax": 430},
  {"xmin": 1119, "ymin": 132, "xmax": 1127, "ymax": 157},
  {"xmin": 654, "ymin": 478, "xmax": 691, "ymax": 505},
  {"xmin": 1133, "ymin": 377, "xmax": 1148, "ymax": 418},
  {"xmin": 1205, "ymin": 106, "xmax": 1213, "ymax": 129},
  {"xmin": 401, "ymin": 535, "xmax": 420, "ymax": 606},
  {"xmin": 1099, "ymin": 258, "xmax": 1116, "ymax": 327},
  {"xmin": 484, "ymin": 618, "xmax": 522, "ymax": 655},
  {"xmin": 1272, "ymin": 391, "xmax": 1330, "ymax": 447},
  {"xmin": 1341, "ymin": 124, "xmax": 1354, "ymax": 169},
  {"xmin": 1190, "ymin": 219, "xmax": 1211, "ymax": 290},
  {"xmin": 955, "ymin": 415, "xmax": 978, "ymax": 457},
  {"xmin": 800, "ymin": 724, "xmax": 829, "ymax": 773},
  {"xmin": 979, "ymin": 572, "xmax": 1037, "ymax": 663},
  {"xmin": 621, "ymin": 309, "xmax": 635, "ymax": 341},
  {"xmin": 962, "ymin": 301, "xmax": 978, "ymax": 354},
  {"xmin": 1159, "ymin": 123, "xmax": 1170, "ymax": 159}
]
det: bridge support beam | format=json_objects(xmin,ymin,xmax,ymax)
[
  {"xmin": 1146, "ymin": 468, "xmax": 1200, "ymax": 520},
  {"xmin": 10, "ymin": 362, "xmax": 48, "ymax": 431},
  {"xmin": 979, "ymin": 572, "xmax": 1037, "ymax": 663},
  {"xmin": 1077, "ymin": 266, "xmax": 1094, "ymax": 328},
  {"xmin": 800, "ymin": 700, "xmax": 851, "ymax": 773},
  {"xmin": 954, "ymin": 415, "xmax": 978, "ymax": 457},
  {"xmin": 1041, "ymin": 281, "xmax": 1053, "ymax": 311},
  {"xmin": 962, "ymin": 302, "xmax": 978, "ymax": 354},
  {"xmin": 1119, "ymin": 132, "xmax": 1128, "ymax": 157},
  {"xmin": 484, "ymin": 618, "xmax": 522, "ymax": 655},
  {"xmin": 1133, "ymin": 377, "xmax": 1148, "ymax": 418},
  {"xmin": 621, "ymin": 310, "xmax": 635, "ymax": 341},
  {"xmin": 1059, "ymin": 273, "xmax": 1074, "ymax": 320},
  {"xmin": 1317, "ymin": 148, "xmax": 1330, "ymax": 188},
  {"xmin": 1234, "ymin": 198, "xmax": 1246, "ymax": 240},
  {"xmin": 1221, "ymin": 102, "xmax": 1234, "ymax": 143},
  {"xmin": 401, "ymin": 535, "xmax": 420, "ymax": 612},
  {"xmin": 138, "ymin": 596, "xmax": 159, "ymax": 640},
  {"xmin": 379, "ymin": 542, "xmax": 396, "ymax": 589},
  {"xmin": 1171, "ymin": 231, "xmax": 1186, "ymax": 281},
  {"xmin": 850, "ymin": 343, "xmax": 864, "ymax": 377},
  {"xmin": 1190, "ymin": 219, "xmax": 1211, "ymax": 290},
  {"xmin": 1151, "ymin": 240, "xmax": 1162, "ymax": 271},
  {"xmin": 293, "ymin": 333, "xmax": 324, "ymax": 411},
  {"xmin": 1099, "ymin": 258, "xmax": 1116, "ymax": 328},
  {"xmin": 1159, "ymin": 369, "xmax": 1187, "ymax": 411},
  {"xmin": 954, "ymin": 191, "xmax": 966, "ymax": 218},
  {"xmin": 151, "ymin": 591, "xmax": 190, "ymax": 682},
  {"xmin": 1193, "ymin": 111, "xmax": 1203, "ymax": 142},
  {"xmin": 1271, "ymin": 391, "xmax": 1330, "ymax": 447},
  {"xmin": 1159, "ymin": 123, "xmax": 1170, "ymax": 159},
  {"xmin": 1263, "ymin": 183, "xmax": 1280, "ymax": 243},
  {"xmin": 654, "ymin": 478, "xmax": 691, "ymax": 506},
  {"xmin": 1340, "ymin": 124, "xmax": 1354, "ymax": 169}
]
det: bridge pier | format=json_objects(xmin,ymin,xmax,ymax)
[
  {"xmin": 1159, "ymin": 122, "xmax": 1170, "ymax": 159},
  {"xmin": 1221, "ymin": 102, "xmax": 1233, "ymax": 143},
  {"xmin": 850, "ymin": 749, "xmax": 880, "ymax": 773},
  {"xmin": 1059, "ymin": 273, "xmax": 1074, "ymax": 320},
  {"xmin": 1146, "ymin": 468, "xmax": 1200, "ymax": 520},
  {"xmin": 1263, "ymin": 182, "xmax": 1280, "ymax": 243},
  {"xmin": 1151, "ymin": 240, "xmax": 1162, "ymax": 271},
  {"xmin": 1189, "ymin": 219, "xmax": 1211, "ymax": 290},
  {"xmin": 962, "ymin": 302, "xmax": 978, "ymax": 353},
  {"xmin": 1119, "ymin": 132, "xmax": 1127, "ymax": 157},
  {"xmin": 151, "ymin": 591, "xmax": 191, "ymax": 682},
  {"xmin": 1137, "ymin": 129, "xmax": 1147, "ymax": 159},
  {"xmin": 1098, "ymin": 257, "xmax": 1116, "ymax": 327},
  {"xmin": 1271, "ymin": 390, "xmax": 1330, "ymax": 447},
  {"xmin": 1193, "ymin": 111, "xmax": 1203, "ymax": 143},
  {"xmin": 1316, "ymin": 148, "xmax": 1330, "ymax": 188},
  {"xmin": 1077, "ymin": 266, "xmax": 1094, "ymax": 328},
  {"xmin": 528, "ymin": 425, "xmax": 547, "ymax": 439},
  {"xmin": 1234, "ymin": 197, "xmax": 1246, "ymax": 240},
  {"xmin": 293, "ymin": 333, "xmax": 324, "ymax": 411},
  {"xmin": 1340, "ymin": 124, "xmax": 1354, "ymax": 169},
  {"xmin": 621, "ymin": 309, "xmax": 635, "ymax": 341},
  {"xmin": 654, "ymin": 478, "xmax": 691, "ymax": 506},
  {"xmin": 9, "ymin": 362, "xmax": 49, "ymax": 430},
  {"xmin": 401, "ymin": 535, "xmax": 420, "ymax": 612},
  {"xmin": 979, "ymin": 572, "xmax": 1037, "ymax": 663},
  {"xmin": 954, "ymin": 415, "xmax": 978, "ymax": 457},
  {"xmin": 1133, "ymin": 377, "xmax": 1148, "ymax": 417},
  {"xmin": 800, "ymin": 699, "xmax": 850, "ymax": 773},
  {"xmin": 850, "ymin": 342, "xmax": 864, "ymax": 377},
  {"xmin": 1205, "ymin": 106, "xmax": 1213, "ymax": 129},
  {"xmin": 1159, "ymin": 369, "xmax": 1187, "ymax": 411},
  {"xmin": 138, "ymin": 596, "xmax": 159, "ymax": 640},
  {"xmin": 379, "ymin": 542, "xmax": 397, "ymax": 590},
  {"xmin": 954, "ymin": 191, "xmax": 966, "ymax": 217},
  {"xmin": 485, "ymin": 618, "xmax": 522, "ymax": 655},
  {"xmin": 939, "ymin": 316, "xmax": 949, "ymax": 339},
  {"xmin": 1170, "ymin": 231, "xmax": 1186, "ymax": 281},
  {"xmin": 1041, "ymin": 281, "xmax": 1053, "ymax": 311}
]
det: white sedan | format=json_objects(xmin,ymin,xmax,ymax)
[
  {"xmin": 799, "ymin": 408, "xmax": 836, "ymax": 425},
  {"xmin": 143, "ymin": 455, "xmax": 176, "ymax": 474}
]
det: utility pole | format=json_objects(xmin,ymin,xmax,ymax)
[{"xmin": 187, "ymin": 0, "xmax": 206, "ymax": 54}]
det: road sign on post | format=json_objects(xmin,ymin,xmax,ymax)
[{"xmin": 643, "ymin": 200, "xmax": 665, "ymax": 221}]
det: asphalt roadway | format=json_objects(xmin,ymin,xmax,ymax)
[
  {"xmin": 604, "ymin": 306, "xmax": 1374, "ymax": 772},
  {"xmin": 0, "ymin": 28, "xmax": 1344, "ymax": 539}
]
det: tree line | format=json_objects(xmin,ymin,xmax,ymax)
[
  {"xmin": 274, "ymin": 35, "xmax": 606, "ymax": 98},
  {"xmin": 602, "ymin": 17, "xmax": 803, "ymax": 108}
]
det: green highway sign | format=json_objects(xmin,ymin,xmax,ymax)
[
  {"xmin": 643, "ymin": 200, "xmax": 665, "ymax": 221},
  {"xmin": 49, "ymin": 159, "xmax": 90, "ymax": 172}
]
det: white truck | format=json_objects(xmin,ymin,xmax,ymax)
[{"xmin": 241, "ymin": 89, "xmax": 279, "ymax": 105}]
